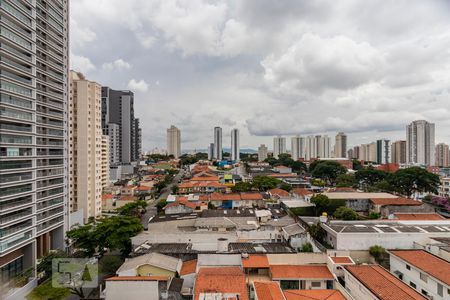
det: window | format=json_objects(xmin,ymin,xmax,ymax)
[
  {"xmin": 311, "ymin": 282, "xmax": 321, "ymax": 288},
  {"xmin": 420, "ymin": 273, "xmax": 428, "ymax": 283},
  {"xmin": 280, "ymin": 280, "xmax": 299, "ymax": 290},
  {"xmin": 410, "ymin": 281, "xmax": 416, "ymax": 289},
  {"xmin": 421, "ymin": 289, "xmax": 428, "ymax": 296},
  {"xmin": 0, "ymin": 257, "xmax": 24, "ymax": 283},
  {"xmin": 437, "ymin": 283, "xmax": 443, "ymax": 297},
  {"xmin": 406, "ymin": 264, "xmax": 411, "ymax": 270}
]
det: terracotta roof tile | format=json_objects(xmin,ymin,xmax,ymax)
[
  {"xmin": 393, "ymin": 213, "xmax": 445, "ymax": 220},
  {"xmin": 284, "ymin": 290, "xmax": 346, "ymax": 300},
  {"xmin": 270, "ymin": 265, "xmax": 333, "ymax": 280},
  {"xmin": 253, "ymin": 281, "xmax": 284, "ymax": 300},
  {"xmin": 269, "ymin": 188, "xmax": 290, "ymax": 197},
  {"xmin": 390, "ymin": 250, "xmax": 450, "ymax": 285},
  {"xmin": 106, "ymin": 276, "xmax": 169, "ymax": 281},
  {"xmin": 344, "ymin": 265, "xmax": 426, "ymax": 300},
  {"xmin": 292, "ymin": 188, "xmax": 313, "ymax": 197},
  {"xmin": 370, "ymin": 198, "xmax": 422, "ymax": 206},
  {"xmin": 164, "ymin": 200, "xmax": 197, "ymax": 210},
  {"xmin": 119, "ymin": 196, "xmax": 138, "ymax": 201},
  {"xmin": 242, "ymin": 255, "xmax": 269, "ymax": 269},
  {"xmin": 194, "ymin": 267, "xmax": 248, "ymax": 300},
  {"xmin": 180, "ymin": 259, "xmax": 197, "ymax": 276},
  {"xmin": 102, "ymin": 194, "xmax": 114, "ymax": 200},
  {"xmin": 240, "ymin": 192, "xmax": 263, "ymax": 200},
  {"xmin": 330, "ymin": 256, "xmax": 353, "ymax": 264}
]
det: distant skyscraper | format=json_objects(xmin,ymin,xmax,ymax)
[
  {"xmin": 435, "ymin": 143, "xmax": 450, "ymax": 167},
  {"xmin": 208, "ymin": 143, "xmax": 214, "ymax": 160},
  {"xmin": 347, "ymin": 149, "xmax": 354, "ymax": 160},
  {"xmin": 391, "ymin": 140, "xmax": 407, "ymax": 164},
  {"xmin": 317, "ymin": 135, "xmax": 331, "ymax": 158},
  {"xmin": 258, "ymin": 144, "xmax": 269, "ymax": 161},
  {"xmin": 376, "ymin": 139, "xmax": 390, "ymax": 164},
  {"xmin": 291, "ymin": 136, "xmax": 305, "ymax": 160},
  {"xmin": 406, "ymin": 120, "xmax": 435, "ymax": 165},
  {"xmin": 231, "ymin": 129, "xmax": 240, "ymax": 162},
  {"xmin": 360, "ymin": 142, "xmax": 377, "ymax": 162},
  {"xmin": 273, "ymin": 136, "xmax": 287, "ymax": 159},
  {"xmin": 334, "ymin": 132, "xmax": 347, "ymax": 158},
  {"xmin": 352, "ymin": 146, "xmax": 361, "ymax": 159},
  {"xmin": 69, "ymin": 71, "xmax": 104, "ymax": 222},
  {"xmin": 102, "ymin": 87, "xmax": 140, "ymax": 163},
  {"xmin": 167, "ymin": 125, "xmax": 181, "ymax": 158},
  {"xmin": 213, "ymin": 127, "xmax": 223, "ymax": 160}
]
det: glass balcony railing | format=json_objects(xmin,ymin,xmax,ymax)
[
  {"xmin": 0, "ymin": 230, "xmax": 33, "ymax": 252},
  {"xmin": 0, "ymin": 93, "xmax": 32, "ymax": 108}
]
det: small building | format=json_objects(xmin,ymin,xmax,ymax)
[
  {"xmin": 389, "ymin": 249, "xmax": 450, "ymax": 300},
  {"xmin": 164, "ymin": 199, "xmax": 197, "ymax": 215},
  {"xmin": 194, "ymin": 267, "xmax": 248, "ymax": 300},
  {"xmin": 180, "ymin": 259, "xmax": 197, "ymax": 296},
  {"xmin": 284, "ymin": 290, "xmax": 346, "ymax": 300},
  {"xmin": 269, "ymin": 265, "xmax": 334, "ymax": 290},
  {"xmin": 274, "ymin": 165, "xmax": 293, "ymax": 174},
  {"xmin": 116, "ymin": 252, "xmax": 181, "ymax": 277},
  {"xmin": 253, "ymin": 281, "xmax": 284, "ymax": 300},
  {"xmin": 282, "ymin": 224, "xmax": 307, "ymax": 249},
  {"xmin": 121, "ymin": 185, "xmax": 138, "ymax": 196},
  {"xmin": 104, "ymin": 276, "xmax": 169, "ymax": 300},
  {"xmin": 343, "ymin": 264, "xmax": 426, "ymax": 300},
  {"xmin": 242, "ymin": 254, "xmax": 270, "ymax": 283}
]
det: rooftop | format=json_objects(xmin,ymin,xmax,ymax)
[
  {"xmin": 105, "ymin": 276, "xmax": 169, "ymax": 281},
  {"xmin": 253, "ymin": 281, "xmax": 284, "ymax": 300},
  {"xmin": 117, "ymin": 252, "xmax": 180, "ymax": 274},
  {"xmin": 268, "ymin": 188, "xmax": 291, "ymax": 197},
  {"xmin": 194, "ymin": 267, "xmax": 248, "ymax": 300},
  {"xmin": 389, "ymin": 250, "xmax": 450, "ymax": 285},
  {"xmin": 242, "ymin": 254, "xmax": 269, "ymax": 268},
  {"xmin": 323, "ymin": 192, "xmax": 397, "ymax": 199},
  {"xmin": 370, "ymin": 198, "xmax": 422, "ymax": 206},
  {"xmin": 180, "ymin": 259, "xmax": 197, "ymax": 276},
  {"xmin": 329, "ymin": 256, "xmax": 354, "ymax": 264},
  {"xmin": 324, "ymin": 220, "xmax": 450, "ymax": 234},
  {"xmin": 344, "ymin": 265, "xmax": 426, "ymax": 300},
  {"xmin": 270, "ymin": 265, "xmax": 333, "ymax": 280},
  {"xmin": 284, "ymin": 290, "xmax": 346, "ymax": 300},
  {"xmin": 393, "ymin": 213, "xmax": 446, "ymax": 220}
]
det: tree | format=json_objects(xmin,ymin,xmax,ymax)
[
  {"xmin": 352, "ymin": 159, "xmax": 363, "ymax": 171},
  {"xmin": 369, "ymin": 245, "xmax": 387, "ymax": 264},
  {"xmin": 116, "ymin": 200, "xmax": 147, "ymax": 218},
  {"xmin": 231, "ymin": 182, "xmax": 253, "ymax": 193},
  {"xmin": 300, "ymin": 243, "xmax": 313, "ymax": 252},
  {"xmin": 333, "ymin": 206, "xmax": 359, "ymax": 220},
  {"xmin": 311, "ymin": 194, "xmax": 330, "ymax": 215},
  {"xmin": 311, "ymin": 179, "xmax": 326, "ymax": 187},
  {"xmin": 171, "ymin": 185, "xmax": 179, "ymax": 194},
  {"xmin": 307, "ymin": 223, "xmax": 326, "ymax": 243},
  {"xmin": 355, "ymin": 168, "xmax": 387, "ymax": 190},
  {"xmin": 336, "ymin": 174, "xmax": 356, "ymax": 188},
  {"xmin": 280, "ymin": 183, "xmax": 292, "ymax": 192},
  {"xmin": 252, "ymin": 176, "xmax": 280, "ymax": 191},
  {"xmin": 388, "ymin": 167, "xmax": 440, "ymax": 197},
  {"xmin": 99, "ymin": 255, "xmax": 123, "ymax": 275},
  {"xmin": 67, "ymin": 216, "xmax": 143, "ymax": 258},
  {"xmin": 27, "ymin": 280, "xmax": 70, "ymax": 300},
  {"xmin": 37, "ymin": 250, "xmax": 68, "ymax": 278},
  {"xmin": 156, "ymin": 199, "xmax": 167, "ymax": 213},
  {"xmin": 311, "ymin": 161, "xmax": 347, "ymax": 184}
]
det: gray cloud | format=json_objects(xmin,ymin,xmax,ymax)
[{"xmin": 71, "ymin": 0, "xmax": 450, "ymax": 150}]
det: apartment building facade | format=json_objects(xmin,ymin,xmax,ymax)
[{"xmin": 0, "ymin": 0, "xmax": 69, "ymax": 298}]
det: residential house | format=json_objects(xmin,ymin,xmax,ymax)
[
  {"xmin": 194, "ymin": 267, "xmax": 248, "ymax": 300},
  {"xmin": 270, "ymin": 265, "xmax": 334, "ymax": 290},
  {"xmin": 104, "ymin": 276, "xmax": 169, "ymax": 300},
  {"xmin": 116, "ymin": 252, "xmax": 181, "ymax": 277}
]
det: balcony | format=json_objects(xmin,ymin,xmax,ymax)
[
  {"xmin": 0, "ymin": 172, "xmax": 32, "ymax": 184},
  {"xmin": 0, "ymin": 195, "xmax": 33, "ymax": 211},
  {"xmin": 0, "ymin": 208, "xmax": 32, "ymax": 225},
  {"xmin": 0, "ymin": 230, "xmax": 33, "ymax": 252},
  {"xmin": 0, "ymin": 220, "xmax": 33, "ymax": 238},
  {"xmin": 36, "ymin": 216, "xmax": 63, "ymax": 233}
]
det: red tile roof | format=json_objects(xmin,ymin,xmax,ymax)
[
  {"xmin": 242, "ymin": 255, "xmax": 269, "ymax": 269},
  {"xmin": 393, "ymin": 213, "xmax": 445, "ymax": 220},
  {"xmin": 344, "ymin": 265, "xmax": 426, "ymax": 300},
  {"xmin": 180, "ymin": 259, "xmax": 197, "ymax": 276},
  {"xmin": 253, "ymin": 281, "xmax": 284, "ymax": 300},
  {"xmin": 118, "ymin": 196, "xmax": 138, "ymax": 201},
  {"xmin": 194, "ymin": 267, "xmax": 248, "ymax": 300},
  {"xmin": 268, "ymin": 173, "xmax": 298, "ymax": 178},
  {"xmin": 390, "ymin": 250, "xmax": 450, "ymax": 285},
  {"xmin": 240, "ymin": 192, "xmax": 263, "ymax": 200},
  {"xmin": 136, "ymin": 186, "xmax": 151, "ymax": 191},
  {"xmin": 269, "ymin": 188, "xmax": 290, "ymax": 197},
  {"xmin": 209, "ymin": 193, "xmax": 242, "ymax": 201},
  {"xmin": 102, "ymin": 194, "xmax": 114, "ymax": 200},
  {"xmin": 330, "ymin": 256, "xmax": 353, "ymax": 264},
  {"xmin": 292, "ymin": 188, "xmax": 313, "ymax": 197},
  {"xmin": 284, "ymin": 290, "xmax": 346, "ymax": 300},
  {"xmin": 191, "ymin": 175, "xmax": 220, "ymax": 181},
  {"xmin": 106, "ymin": 276, "xmax": 169, "ymax": 281},
  {"xmin": 270, "ymin": 265, "xmax": 333, "ymax": 280},
  {"xmin": 369, "ymin": 198, "xmax": 422, "ymax": 206},
  {"xmin": 164, "ymin": 200, "xmax": 197, "ymax": 210}
]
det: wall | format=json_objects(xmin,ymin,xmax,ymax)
[
  {"xmin": 137, "ymin": 265, "xmax": 176, "ymax": 277},
  {"xmin": 165, "ymin": 205, "xmax": 193, "ymax": 215},
  {"xmin": 267, "ymin": 253, "xmax": 327, "ymax": 265},
  {"xmin": 390, "ymin": 255, "xmax": 448, "ymax": 300},
  {"xmin": 105, "ymin": 280, "xmax": 159, "ymax": 300},
  {"xmin": 344, "ymin": 270, "xmax": 378, "ymax": 300}
]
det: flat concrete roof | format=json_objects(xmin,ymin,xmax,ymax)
[{"xmin": 322, "ymin": 192, "xmax": 397, "ymax": 199}]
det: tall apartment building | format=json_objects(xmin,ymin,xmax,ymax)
[
  {"xmin": 134, "ymin": 118, "xmax": 141, "ymax": 160},
  {"xmin": 334, "ymin": 132, "xmax": 347, "ymax": 158},
  {"xmin": 166, "ymin": 125, "xmax": 181, "ymax": 158},
  {"xmin": 360, "ymin": 142, "xmax": 377, "ymax": 162},
  {"xmin": 258, "ymin": 144, "xmax": 268, "ymax": 161},
  {"xmin": 273, "ymin": 136, "xmax": 286, "ymax": 159},
  {"xmin": 213, "ymin": 126, "xmax": 222, "ymax": 160},
  {"xmin": 231, "ymin": 128, "xmax": 239, "ymax": 162},
  {"xmin": 101, "ymin": 135, "xmax": 110, "ymax": 188},
  {"xmin": 352, "ymin": 146, "xmax": 360, "ymax": 159},
  {"xmin": 406, "ymin": 120, "xmax": 435, "ymax": 166},
  {"xmin": 391, "ymin": 140, "xmax": 407, "ymax": 164},
  {"xmin": 0, "ymin": 1, "xmax": 69, "ymax": 298},
  {"xmin": 305, "ymin": 135, "xmax": 331, "ymax": 159},
  {"xmin": 69, "ymin": 71, "xmax": 104, "ymax": 222},
  {"xmin": 101, "ymin": 87, "xmax": 140, "ymax": 164},
  {"xmin": 376, "ymin": 139, "xmax": 390, "ymax": 164},
  {"xmin": 435, "ymin": 143, "xmax": 449, "ymax": 167},
  {"xmin": 291, "ymin": 136, "xmax": 305, "ymax": 161},
  {"xmin": 207, "ymin": 143, "xmax": 214, "ymax": 160},
  {"xmin": 107, "ymin": 123, "xmax": 120, "ymax": 164}
]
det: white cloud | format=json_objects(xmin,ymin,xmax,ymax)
[
  {"xmin": 70, "ymin": 19, "xmax": 96, "ymax": 48},
  {"xmin": 127, "ymin": 79, "xmax": 149, "ymax": 93},
  {"xmin": 102, "ymin": 59, "xmax": 132, "ymax": 71},
  {"xmin": 70, "ymin": 53, "xmax": 96, "ymax": 73}
]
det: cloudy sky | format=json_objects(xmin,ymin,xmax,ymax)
[{"xmin": 71, "ymin": 0, "xmax": 450, "ymax": 151}]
